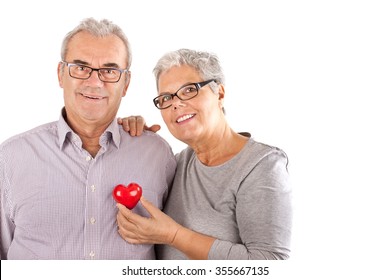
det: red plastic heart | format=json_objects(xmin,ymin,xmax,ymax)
[{"xmin": 112, "ymin": 183, "xmax": 142, "ymax": 209}]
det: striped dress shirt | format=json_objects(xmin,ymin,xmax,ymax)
[{"xmin": 0, "ymin": 110, "xmax": 176, "ymax": 259}]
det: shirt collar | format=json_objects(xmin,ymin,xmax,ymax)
[
  {"xmin": 101, "ymin": 118, "xmax": 121, "ymax": 149},
  {"xmin": 58, "ymin": 108, "xmax": 73, "ymax": 150},
  {"xmin": 57, "ymin": 107, "xmax": 121, "ymax": 150}
]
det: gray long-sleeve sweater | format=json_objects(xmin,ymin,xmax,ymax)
[{"xmin": 156, "ymin": 138, "xmax": 292, "ymax": 260}]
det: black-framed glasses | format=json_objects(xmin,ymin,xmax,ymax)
[
  {"xmin": 153, "ymin": 79, "xmax": 216, "ymax": 109},
  {"xmin": 61, "ymin": 61, "xmax": 129, "ymax": 83}
]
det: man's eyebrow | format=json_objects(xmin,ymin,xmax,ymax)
[
  {"xmin": 71, "ymin": 60, "xmax": 121, "ymax": 68},
  {"xmin": 102, "ymin": 62, "xmax": 121, "ymax": 68},
  {"xmin": 72, "ymin": 59, "xmax": 89, "ymax": 65}
]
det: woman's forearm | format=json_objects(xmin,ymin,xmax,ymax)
[{"xmin": 171, "ymin": 226, "xmax": 216, "ymax": 260}]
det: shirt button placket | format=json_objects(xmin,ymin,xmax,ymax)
[
  {"xmin": 85, "ymin": 154, "xmax": 98, "ymax": 259},
  {"xmin": 89, "ymin": 251, "xmax": 95, "ymax": 259}
]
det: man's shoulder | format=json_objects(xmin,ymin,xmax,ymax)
[
  {"xmin": 118, "ymin": 129, "xmax": 176, "ymax": 163},
  {"xmin": 141, "ymin": 130, "xmax": 172, "ymax": 146},
  {"xmin": 0, "ymin": 121, "xmax": 58, "ymax": 151},
  {"xmin": 118, "ymin": 128, "xmax": 172, "ymax": 149}
]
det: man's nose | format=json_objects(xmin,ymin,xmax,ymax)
[{"xmin": 87, "ymin": 69, "xmax": 104, "ymax": 84}]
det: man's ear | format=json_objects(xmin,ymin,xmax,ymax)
[
  {"xmin": 57, "ymin": 62, "xmax": 64, "ymax": 88},
  {"xmin": 122, "ymin": 71, "xmax": 131, "ymax": 97}
]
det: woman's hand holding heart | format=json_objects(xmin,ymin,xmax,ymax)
[{"xmin": 116, "ymin": 197, "xmax": 181, "ymax": 245}]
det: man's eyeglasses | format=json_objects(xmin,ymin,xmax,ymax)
[
  {"xmin": 61, "ymin": 61, "xmax": 129, "ymax": 83},
  {"xmin": 153, "ymin": 79, "xmax": 216, "ymax": 109}
]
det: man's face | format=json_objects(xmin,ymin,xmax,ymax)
[{"xmin": 58, "ymin": 31, "xmax": 130, "ymax": 128}]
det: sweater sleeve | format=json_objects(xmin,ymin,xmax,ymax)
[{"xmin": 208, "ymin": 149, "xmax": 292, "ymax": 260}]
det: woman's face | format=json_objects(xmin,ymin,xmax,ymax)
[{"xmin": 158, "ymin": 65, "xmax": 224, "ymax": 145}]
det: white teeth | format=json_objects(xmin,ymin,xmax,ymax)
[{"xmin": 177, "ymin": 114, "xmax": 194, "ymax": 123}]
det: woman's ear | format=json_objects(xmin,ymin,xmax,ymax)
[{"xmin": 218, "ymin": 84, "xmax": 225, "ymax": 111}]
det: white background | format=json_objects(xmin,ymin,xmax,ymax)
[{"xmin": 1, "ymin": 0, "xmax": 389, "ymax": 279}]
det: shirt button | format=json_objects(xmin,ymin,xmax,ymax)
[
  {"xmin": 89, "ymin": 251, "xmax": 95, "ymax": 258},
  {"xmin": 86, "ymin": 156, "xmax": 92, "ymax": 161},
  {"xmin": 90, "ymin": 185, "xmax": 96, "ymax": 192},
  {"xmin": 90, "ymin": 217, "xmax": 96, "ymax": 224}
]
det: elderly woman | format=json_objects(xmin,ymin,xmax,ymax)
[{"xmin": 117, "ymin": 48, "xmax": 292, "ymax": 260}]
